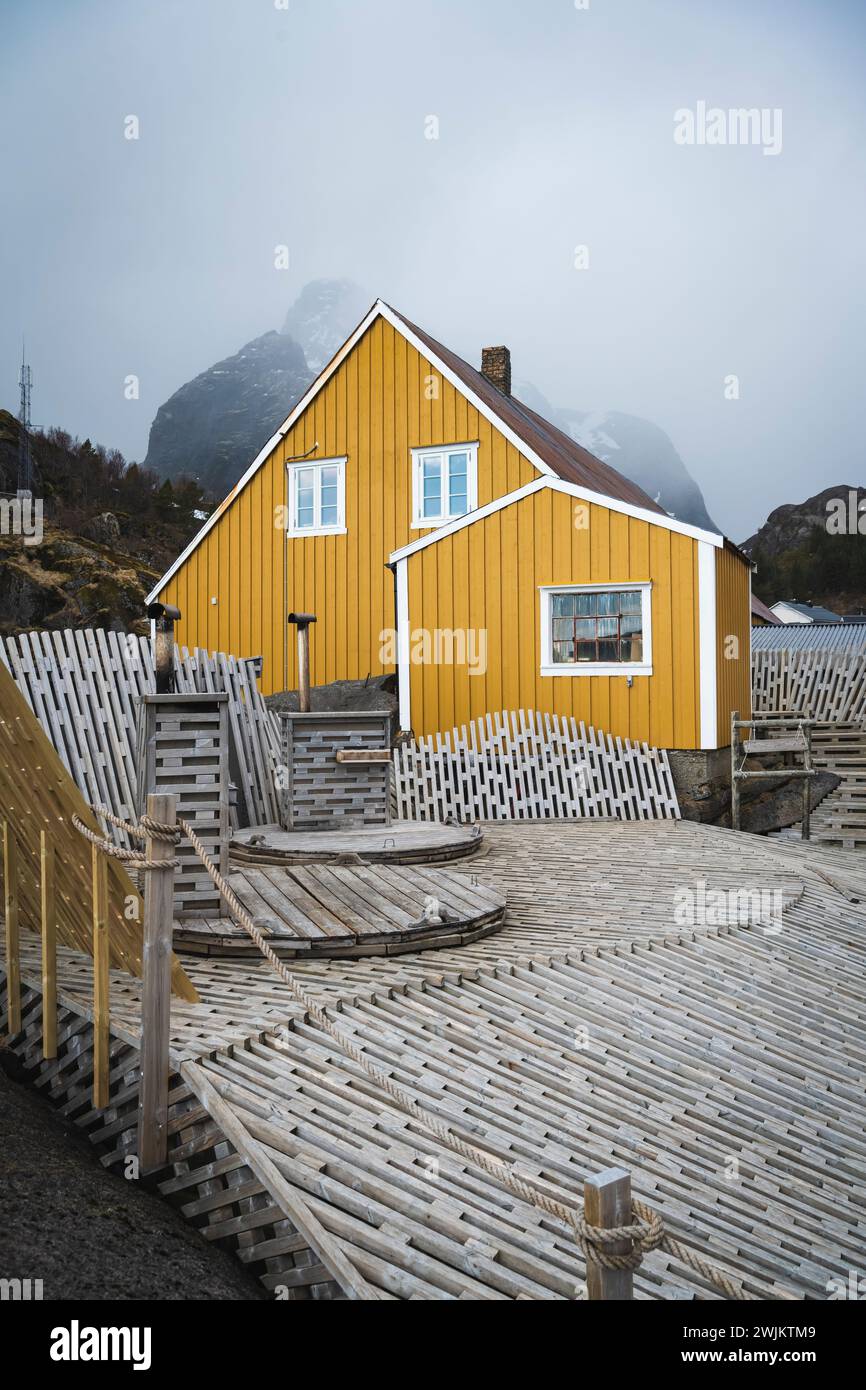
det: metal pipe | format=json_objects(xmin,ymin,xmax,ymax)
[
  {"xmin": 146, "ymin": 602, "xmax": 182, "ymax": 694},
  {"xmin": 288, "ymin": 612, "xmax": 316, "ymax": 712}
]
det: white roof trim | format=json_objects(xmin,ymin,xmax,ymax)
[
  {"xmin": 145, "ymin": 301, "xmax": 386, "ymax": 603},
  {"xmin": 375, "ymin": 303, "xmax": 554, "ymax": 482},
  {"xmin": 147, "ymin": 297, "xmax": 722, "ymax": 602},
  {"xmin": 389, "ymin": 476, "xmax": 723, "ymax": 563}
]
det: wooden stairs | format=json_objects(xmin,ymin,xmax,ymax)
[{"xmin": 772, "ymin": 721, "xmax": 866, "ymax": 848}]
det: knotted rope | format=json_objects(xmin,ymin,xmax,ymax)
[{"xmin": 71, "ymin": 806, "xmax": 182, "ymax": 871}]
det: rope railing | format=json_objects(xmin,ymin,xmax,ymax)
[{"xmin": 75, "ymin": 800, "xmax": 750, "ymax": 1301}]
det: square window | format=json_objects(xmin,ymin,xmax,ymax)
[
  {"xmin": 542, "ymin": 586, "xmax": 651, "ymax": 674},
  {"xmin": 287, "ymin": 458, "xmax": 346, "ymax": 535},
  {"xmin": 412, "ymin": 443, "xmax": 478, "ymax": 525}
]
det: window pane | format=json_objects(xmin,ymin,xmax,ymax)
[
  {"xmin": 576, "ymin": 640, "xmax": 597, "ymax": 662},
  {"xmin": 295, "ymin": 467, "xmax": 315, "ymax": 527},
  {"xmin": 552, "ymin": 593, "xmax": 574, "ymax": 617},
  {"xmin": 552, "ymin": 640, "xmax": 574, "ymax": 663},
  {"xmin": 574, "ymin": 619, "xmax": 595, "ymax": 638},
  {"xmin": 576, "ymin": 592, "xmax": 596, "ymax": 616},
  {"xmin": 621, "ymin": 634, "xmax": 643, "ymax": 661},
  {"xmin": 321, "ymin": 503, "xmax": 338, "ymax": 526},
  {"xmin": 598, "ymin": 639, "xmax": 618, "ymax": 662},
  {"xmin": 448, "ymin": 451, "xmax": 468, "ymax": 477},
  {"xmin": 552, "ymin": 617, "xmax": 573, "ymax": 640},
  {"xmin": 421, "ymin": 457, "xmax": 442, "ymax": 517},
  {"xmin": 620, "ymin": 615, "xmax": 642, "ymax": 635},
  {"xmin": 621, "ymin": 590, "xmax": 642, "ymax": 614},
  {"xmin": 448, "ymin": 474, "xmax": 467, "ymax": 513},
  {"xmin": 320, "ymin": 466, "xmax": 339, "ymax": 488},
  {"xmin": 596, "ymin": 591, "xmax": 617, "ymax": 616},
  {"xmin": 597, "ymin": 617, "xmax": 618, "ymax": 637}
]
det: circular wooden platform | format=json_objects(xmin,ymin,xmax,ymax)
[
  {"xmin": 230, "ymin": 820, "xmax": 482, "ymax": 866},
  {"xmin": 172, "ymin": 860, "xmax": 505, "ymax": 959}
]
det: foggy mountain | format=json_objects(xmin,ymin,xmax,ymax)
[{"xmin": 146, "ymin": 279, "xmax": 718, "ymax": 531}]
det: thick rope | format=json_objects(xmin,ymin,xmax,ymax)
[
  {"xmin": 178, "ymin": 814, "xmax": 748, "ymax": 1301},
  {"xmin": 71, "ymin": 809, "xmax": 182, "ymax": 871}
]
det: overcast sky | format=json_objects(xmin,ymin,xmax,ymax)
[{"xmin": 2, "ymin": 0, "xmax": 864, "ymax": 538}]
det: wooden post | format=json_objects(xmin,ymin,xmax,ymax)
[
  {"xmin": 138, "ymin": 792, "xmax": 177, "ymax": 1174},
  {"xmin": 91, "ymin": 843, "xmax": 110, "ymax": 1108},
  {"xmin": 2, "ymin": 820, "xmax": 21, "ymax": 1035},
  {"xmin": 730, "ymin": 710, "xmax": 741, "ymax": 832},
  {"xmin": 801, "ymin": 721, "xmax": 812, "ymax": 842},
  {"xmin": 583, "ymin": 1166, "xmax": 634, "ymax": 1300},
  {"xmin": 40, "ymin": 830, "xmax": 57, "ymax": 1060}
]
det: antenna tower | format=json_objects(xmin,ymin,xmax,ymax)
[{"xmin": 18, "ymin": 344, "xmax": 33, "ymax": 497}]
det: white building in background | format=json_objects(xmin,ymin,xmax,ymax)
[{"xmin": 770, "ymin": 600, "xmax": 841, "ymax": 625}]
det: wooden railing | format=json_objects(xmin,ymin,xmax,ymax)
[{"xmin": 1, "ymin": 795, "xmax": 178, "ymax": 1173}]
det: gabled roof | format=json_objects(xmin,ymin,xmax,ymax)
[
  {"xmin": 770, "ymin": 600, "xmax": 841, "ymax": 623},
  {"xmin": 390, "ymin": 476, "xmax": 723, "ymax": 564},
  {"xmin": 751, "ymin": 594, "xmax": 782, "ymax": 624},
  {"xmin": 386, "ymin": 306, "xmax": 665, "ymax": 514},
  {"xmin": 147, "ymin": 299, "xmax": 727, "ymax": 603}
]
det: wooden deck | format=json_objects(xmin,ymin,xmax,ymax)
[
  {"xmin": 3, "ymin": 820, "xmax": 866, "ymax": 1300},
  {"xmin": 172, "ymin": 861, "xmax": 506, "ymax": 958},
  {"xmin": 230, "ymin": 820, "xmax": 482, "ymax": 865}
]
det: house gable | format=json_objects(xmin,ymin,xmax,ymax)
[{"xmin": 151, "ymin": 308, "xmax": 545, "ymax": 691}]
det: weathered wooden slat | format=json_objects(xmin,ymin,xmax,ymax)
[
  {"xmin": 0, "ymin": 631, "xmax": 278, "ymax": 838},
  {"xmin": 393, "ymin": 710, "xmax": 679, "ymax": 823}
]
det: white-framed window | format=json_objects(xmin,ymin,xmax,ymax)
[
  {"xmin": 411, "ymin": 442, "xmax": 478, "ymax": 527},
  {"xmin": 286, "ymin": 457, "xmax": 347, "ymax": 536},
  {"xmin": 539, "ymin": 582, "xmax": 653, "ymax": 677}
]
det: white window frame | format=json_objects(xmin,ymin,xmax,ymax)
[
  {"xmin": 286, "ymin": 456, "xmax": 347, "ymax": 537},
  {"xmin": 411, "ymin": 442, "xmax": 478, "ymax": 528},
  {"xmin": 539, "ymin": 581, "xmax": 653, "ymax": 677}
]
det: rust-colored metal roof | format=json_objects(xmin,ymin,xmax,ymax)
[
  {"xmin": 751, "ymin": 593, "xmax": 784, "ymax": 625},
  {"xmin": 389, "ymin": 306, "xmax": 667, "ymax": 515}
]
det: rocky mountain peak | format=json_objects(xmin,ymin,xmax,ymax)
[{"xmin": 281, "ymin": 279, "xmax": 370, "ymax": 373}]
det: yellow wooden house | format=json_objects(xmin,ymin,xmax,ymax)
[{"xmin": 148, "ymin": 300, "xmax": 752, "ymax": 750}]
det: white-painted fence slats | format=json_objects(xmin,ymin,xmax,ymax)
[
  {"xmin": 393, "ymin": 709, "xmax": 679, "ymax": 823},
  {"xmin": 0, "ymin": 630, "xmax": 279, "ymax": 836},
  {"xmin": 752, "ymin": 649, "xmax": 866, "ymax": 721}
]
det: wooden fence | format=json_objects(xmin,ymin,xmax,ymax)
[
  {"xmin": 752, "ymin": 649, "xmax": 866, "ymax": 721},
  {"xmin": 0, "ymin": 629, "xmax": 279, "ymax": 838},
  {"xmin": 392, "ymin": 710, "xmax": 680, "ymax": 822}
]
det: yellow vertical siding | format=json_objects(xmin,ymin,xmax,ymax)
[
  {"xmin": 156, "ymin": 310, "xmax": 751, "ymax": 749},
  {"xmin": 405, "ymin": 490, "xmax": 704, "ymax": 748},
  {"xmin": 715, "ymin": 545, "xmax": 753, "ymax": 744},
  {"xmin": 159, "ymin": 316, "xmax": 538, "ymax": 694}
]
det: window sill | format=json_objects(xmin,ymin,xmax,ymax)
[
  {"xmin": 540, "ymin": 663, "xmax": 653, "ymax": 678},
  {"xmin": 286, "ymin": 526, "xmax": 347, "ymax": 539},
  {"xmin": 411, "ymin": 516, "xmax": 468, "ymax": 530}
]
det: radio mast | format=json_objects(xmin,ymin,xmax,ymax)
[{"xmin": 18, "ymin": 343, "xmax": 33, "ymax": 497}]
